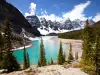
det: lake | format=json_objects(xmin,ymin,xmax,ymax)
[{"xmin": 13, "ymin": 36, "xmax": 69, "ymax": 65}]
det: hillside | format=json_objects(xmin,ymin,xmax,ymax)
[
  {"xmin": 58, "ymin": 21, "xmax": 100, "ymax": 39},
  {"xmin": 59, "ymin": 30, "xmax": 82, "ymax": 39},
  {"xmin": 0, "ymin": 0, "xmax": 40, "ymax": 36}
]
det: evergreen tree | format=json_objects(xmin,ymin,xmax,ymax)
[
  {"xmin": 51, "ymin": 58, "xmax": 53, "ymax": 65},
  {"xmin": 81, "ymin": 21, "xmax": 93, "ymax": 60},
  {"xmin": 57, "ymin": 41, "xmax": 64, "ymax": 65},
  {"xmin": 38, "ymin": 60, "xmax": 41, "ymax": 67},
  {"xmin": 0, "ymin": 32, "xmax": 4, "ymax": 68},
  {"xmin": 3, "ymin": 53, "xmax": 20, "ymax": 72},
  {"xmin": 81, "ymin": 20, "xmax": 94, "ymax": 74},
  {"xmin": 93, "ymin": 29, "xmax": 100, "ymax": 75},
  {"xmin": 4, "ymin": 18, "xmax": 12, "ymax": 52},
  {"xmin": 23, "ymin": 44, "xmax": 29, "ymax": 69},
  {"xmin": 68, "ymin": 43, "xmax": 74, "ymax": 63},
  {"xmin": 3, "ymin": 18, "xmax": 20, "ymax": 72},
  {"xmin": 22, "ymin": 28, "xmax": 30, "ymax": 69},
  {"xmin": 39, "ymin": 38, "xmax": 46, "ymax": 66},
  {"xmin": 0, "ymin": 32, "xmax": 4, "ymax": 53},
  {"xmin": 0, "ymin": 33, "xmax": 4, "ymax": 48},
  {"xmin": 82, "ymin": 20, "xmax": 92, "ymax": 61},
  {"xmin": 75, "ymin": 52, "xmax": 78, "ymax": 60},
  {"xmin": 26, "ymin": 52, "xmax": 30, "ymax": 68}
]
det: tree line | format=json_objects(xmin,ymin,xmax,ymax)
[
  {"xmin": 81, "ymin": 20, "xmax": 100, "ymax": 75},
  {"xmin": 58, "ymin": 29, "xmax": 82, "ymax": 39}
]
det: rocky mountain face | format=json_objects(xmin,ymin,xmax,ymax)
[
  {"xmin": 26, "ymin": 15, "xmax": 95, "ymax": 35},
  {"xmin": 0, "ymin": 0, "xmax": 40, "ymax": 36}
]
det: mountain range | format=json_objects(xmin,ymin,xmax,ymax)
[
  {"xmin": 0, "ymin": 0, "xmax": 96, "ymax": 37},
  {"xmin": 26, "ymin": 15, "xmax": 95, "ymax": 35},
  {"xmin": 58, "ymin": 20, "xmax": 100, "ymax": 39}
]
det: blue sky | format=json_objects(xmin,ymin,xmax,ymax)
[{"xmin": 8, "ymin": 0, "xmax": 100, "ymax": 22}]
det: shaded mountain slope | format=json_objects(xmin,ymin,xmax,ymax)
[{"xmin": 0, "ymin": 0, "xmax": 40, "ymax": 36}]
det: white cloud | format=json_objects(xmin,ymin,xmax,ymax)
[
  {"xmin": 25, "ymin": 2, "xmax": 36, "ymax": 17},
  {"xmin": 38, "ymin": 9, "xmax": 62, "ymax": 21},
  {"xmin": 62, "ymin": 1, "xmax": 91, "ymax": 21},
  {"xmin": 38, "ymin": 1, "xmax": 91, "ymax": 21},
  {"xmin": 93, "ymin": 13, "xmax": 100, "ymax": 22},
  {"xmin": 38, "ymin": 13, "xmax": 62, "ymax": 22},
  {"xmin": 88, "ymin": 16, "xmax": 93, "ymax": 20},
  {"xmin": 26, "ymin": 1, "xmax": 99, "ymax": 22}
]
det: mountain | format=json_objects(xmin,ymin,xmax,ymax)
[
  {"xmin": 58, "ymin": 21, "xmax": 100, "ymax": 39},
  {"xmin": 0, "ymin": 0, "xmax": 40, "ymax": 36},
  {"xmin": 26, "ymin": 15, "xmax": 41, "ymax": 27},
  {"xmin": 26, "ymin": 15, "xmax": 95, "ymax": 35}
]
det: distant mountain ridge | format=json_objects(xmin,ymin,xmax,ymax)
[
  {"xmin": 26, "ymin": 15, "xmax": 95, "ymax": 35},
  {"xmin": 58, "ymin": 21, "xmax": 100, "ymax": 39},
  {"xmin": 0, "ymin": 0, "xmax": 40, "ymax": 36}
]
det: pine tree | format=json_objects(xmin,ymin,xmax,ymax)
[
  {"xmin": 68, "ymin": 43, "xmax": 74, "ymax": 63},
  {"xmin": 0, "ymin": 33, "xmax": 4, "ymax": 48},
  {"xmin": 81, "ymin": 20, "xmax": 93, "ymax": 63},
  {"xmin": 3, "ymin": 53, "xmax": 20, "ymax": 72},
  {"xmin": 0, "ymin": 32, "xmax": 4, "ymax": 68},
  {"xmin": 4, "ymin": 18, "xmax": 12, "ymax": 52},
  {"xmin": 26, "ymin": 52, "xmax": 30, "ymax": 68},
  {"xmin": 39, "ymin": 38, "xmax": 46, "ymax": 66},
  {"xmin": 0, "ymin": 33, "xmax": 4, "ymax": 59},
  {"xmin": 81, "ymin": 20, "xmax": 94, "ymax": 74},
  {"xmin": 38, "ymin": 60, "xmax": 41, "ymax": 67},
  {"xmin": 75, "ymin": 52, "xmax": 78, "ymax": 60},
  {"xmin": 22, "ymin": 28, "xmax": 30, "ymax": 69},
  {"xmin": 51, "ymin": 58, "xmax": 53, "ymax": 65},
  {"xmin": 93, "ymin": 29, "xmax": 100, "ymax": 75},
  {"xmin": 82, "ymin": 20, "xmax": 92, "ymax": 61},
  {"xmin": 0, "ymin": 25, "xmax": 4, "ymax": 69},
  {"xmin": 3, "ymin": 18, "xmax": 20, "ymax": 72},
  {"xmin": 57, "ymin": 41, "xmax": 64, "ymax": 65},
  {"xmin": 23, "ymin": 44, "xmax": 29, "ymax": 69}
]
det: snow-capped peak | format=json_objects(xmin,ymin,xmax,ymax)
[{"xmin": 26, "ymin": 15, "xmax": 95, "ymax": 35}]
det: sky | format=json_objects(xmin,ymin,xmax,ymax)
[{"xmin": 7, "ymin": 0, "xmax": 100, "ymax": 22}]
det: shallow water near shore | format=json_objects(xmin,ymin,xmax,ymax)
[{"xmin": 13, "ymin": 36, "xmax": 69, "ymax": 65}]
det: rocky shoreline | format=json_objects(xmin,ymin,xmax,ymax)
[{"xmin": 12, "ymin": 44, "xmax": 32, "ymax": 51}]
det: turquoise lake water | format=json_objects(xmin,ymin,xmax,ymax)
[{"xmin": 13, "ymin": 36, "xmax": 69, "ymax": 65}]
